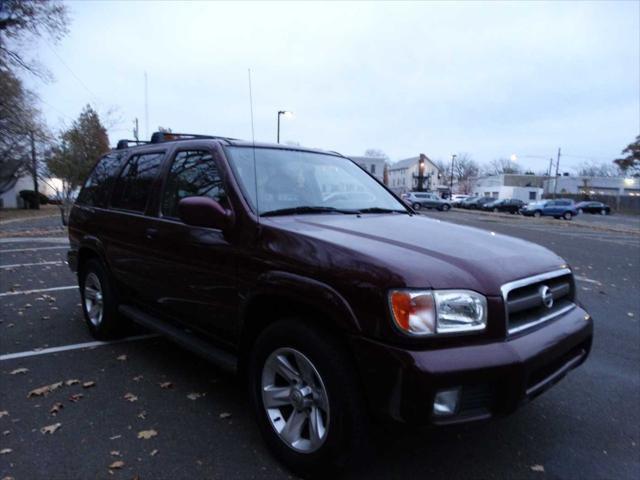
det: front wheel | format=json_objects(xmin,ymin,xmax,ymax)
[
  {"xmin": 534, "ymin": 211, "xmax": 542, "ymax": 218},
  {"xmin": 249, "ymin": 320, "xmax": 370, "ymax": 476},
  {"xmin": 563, "ymin": 211, "xmax": 573, "ymax": 220},
  {"xmin": 412, "ymin": 202, "xmax": 422, "ymax": 210},
  {"xmin": 578, "ymin": 208, "xmax": 584, "ymax": 214},
  {"xmin": 600, "ymin": 209, "xmax": 607, "ymax": 215},
  {"xmin": 493, "ymin": 207, "xmax": 499, "ymax": 213},
  {"xmin": 441, "ymin": 204, "xmax": 451, "ymax": 211}
]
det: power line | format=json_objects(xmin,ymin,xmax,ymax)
[{"xmin": 45, "ymin": 44, "xmax": 100, "ymax": 104}]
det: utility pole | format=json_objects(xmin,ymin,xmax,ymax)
[
  {"xmin": 144, "ymin": 72, "xmax": 149, "ymax": 140},
  {"xmin": 30, "ymin": 130, "xmax": 39, "ymax": 210},
  {"xmin": 449, "ymin": 154, "xmax": 456, "ymax": 198},
  {"xmin": 552, "ymin": 147, "xmax": 561, "ymax": 199}
]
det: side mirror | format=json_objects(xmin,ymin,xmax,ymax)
[{"xmin": 178, "ymin": 196, "xmax": 231, "ymax": 230}]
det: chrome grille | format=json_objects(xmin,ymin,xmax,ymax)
[{"xmin": 501, "ymin": 268, "xmax": 575, "ymax": 335}]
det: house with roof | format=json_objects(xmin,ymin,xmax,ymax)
[
  {"xmin": 387, "ymin": 154, "xmax": 443, "ymax": 195},
  {"xmin": 348, "ymin": 156, "xmax": 386, "ymax": 183}
]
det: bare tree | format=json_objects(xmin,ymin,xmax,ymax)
[
  {"xmin": 483, "ymin": 158, "xmax": 522, "ymax": 175},
  {"xmin": 364, "ymin": 148, "xmax": 389, "ymax": 159},
  {"xmin": 0, "ymin": 0, "xmax": 69, "ymax": 79},
  {"xmin": 435, "ymin": 153, "xmax": 479, "ymax": 194},
  {"xmin": 576, "ymin": 160, "xmax": 621, "ymax": 177}
]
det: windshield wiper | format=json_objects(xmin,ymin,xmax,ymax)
[
  {"xmin": 355, "ymin": 207, "xmax": 409, "ymax": 214},
  {"xmin": 261, "ymin": 206, "xmax": 359, "ymax": 217}
]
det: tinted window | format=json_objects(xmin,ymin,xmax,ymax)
[
  {"xmin": 162, "ymin": 150, "xmax": 227, "ymax": 219},
  {"xmin": 77, "ymin": 153, "xmax": 123, "ymax": 206},
  {"xmin": 557, "ymin": 200, "xmax": 571, "ymax": 206},
  {"xmin": 111, "ymin": 152, "xmax": 164, "ymax": 212}
]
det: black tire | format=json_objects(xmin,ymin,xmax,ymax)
[
  {"xmin": 534, "ymin": 211, "xmax": 542, "ymax": 218},
  {"xmin": 493, "ymin": 207, "xmax": 498, "ymax": 213},
  {"xmin": 600, "ymin": 209, "xmax": 607, "ymax": 216},
  {"xmin": 79, "ymin": 258, "xmax": 127, "ymax": 340},
  {"xmin": 248, "ymin": 319, "xmax": 370, "ymax": 477},
  {"xmin": 412, "ymin": 202, "xmax": 422, "ymax": 210},
  {"xmin": 563, "ymin": 211, "xmax": 573, "ymax": 220},
  {"xmin": 578, "ymin": 208, "xmax": 584, "ymax": 215},
  {"xmin": 441, "ymin": 204, "xmax": 451, "ymax": 211}
]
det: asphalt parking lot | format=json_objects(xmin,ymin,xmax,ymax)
[{"xmin": 1, "ymin": 213, "xmax": 639, "ymax": 479}]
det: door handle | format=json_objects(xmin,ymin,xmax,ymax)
[{"xmin": 145, "ymin": 228, "xmax": 159, "ymax": 240}]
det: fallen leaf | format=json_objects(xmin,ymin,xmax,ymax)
[
  {"xmin": 530, "ymin": 465, "xmax": 545, "ymax": 473},
  {"xmin": 0, "ymin": 448, "xmax": 12, "ymax": 455},
  {"xmin": 69, "ymin": 393, "xmax": 84, "ymax": 403},
  {"xmin": 159, "ymin": 382, "xmax": 173, "ymax": 389},
  {"xmin": 150, "ymin": 449, "xmax": 158, "ymax": 456},
  {"xmin": 124, "ymin": 393, "xmax": 138, "ymax": 403},
  {"xmin": 0, "ymin": 411, "xmax": 8, "ymax": 418},
  {"xmin": 137, "ymin": 429, "xmax": 158, "ymax": 440},
  {"xmin": 9, "ymin": 368, "xmax": 28, "ymax": 375},
  {"xmin": 110, "ymin": 450, "xmax": 121, "ymax": 457},
  {"xmin": 109, "ymin": 460, "xmax": 125, "ymax": 469},
  {"xmin": 137, "ymin": 411, "xmax": 147, "ymax": 420},
  {"xmin": 116, "ymin": 355, "xmax": 127, "ymax": 361},
  {"xmin": 50, "ymin": 402, "xmax": 64, "ymax": 415},
  {"xmin": 628, "ymin": 312, "xmax": 635, "ymax": 318},
  {"xmin": 219, "ymin": 412, "xmax": 232, "ymax": 419},
  {"xmin": 40, "ymin": 422, "xmax": 62, "ymax": 434},
  {"xmin": 65, "ymin": 379, "xmax": 80, "ymax": 386},
  {"xmin": 28, "ymin": 381, "xmax": 63, "ymax": 398},
  {"xmin": 2, "ymin": 430, "xmax": 10, "ymax": 436},
  {"xmin": 133, "ymin": 375, "xmax": 143, "ymax": 382},
  {"xmin": 186, "ymin": 392, "xmax": 202, "ymax": 401},
  {"xmin": 82, "ymin": 381, "xmax": 96, "ymax": 389},
  {"xmin": 109, "ymin": 435, "xmax": 122, "ymax": 440}
]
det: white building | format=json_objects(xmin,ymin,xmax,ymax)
[
  {"xmin": 387, "ymin": 154, "xmax": 443, "ymax": 195},
  {"xmin": 543, "ymin": 176, "xmax": 640, "ymax": 197},
  {"xmin": 0, "ymin": 173, "xmax": 60, "ymax": 209},
  {"xmin": 348, "ymin": 156, "xmax": 386, "ymax": 182},
  {"xmin": 471, "ymin": 174, "xmax": 545, "ymax": 202}
]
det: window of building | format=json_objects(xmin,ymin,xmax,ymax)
[
  {"xmin": 370, "ymin": 164, "xmax": 376, "ymax": 174},
  {"xmin": 77, "ymin": 153, "xmax": 124, "ymax": 206},
  {"xmin": 162, "ymin": 150, "xmax": 227, "ymax": 219},
  {"xmin": 492, "ymin": 191, "xmax": 499, "ymax": 198},
  {"xmin": 111, "ymin": 152, "xmax": 164, "ymax": 212},
  {"xmin": 529, "ymin": 191, "xmax": 537, "ymax": 200}
]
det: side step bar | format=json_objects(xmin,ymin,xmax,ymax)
[{"xmin": 119, "ymin": 305, "xmax": 238, "ymax": 373}]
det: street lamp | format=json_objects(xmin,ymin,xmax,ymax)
[
  {"xmin": 449, "ymin": 154, "xmax": 457, "ymax": 198},
  {"xmin": 277, "ymin": 110, "xmax": 294, "ymax": 143}
]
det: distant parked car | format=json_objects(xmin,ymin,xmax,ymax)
[
  {"xmin": 482, "ymin": 198, "xmax": 525, "ymax": 214},
  {"xmin": 522, "ymin": 199, "xmax": 577, "ymax": 220},
  {"xmin": 459, "ymin": 196, "xmax": 479, "ymax": 208},
  {"xmin": 576, "ymin": 201, "xmax": 611, "ymax": 215},
  {"xmin": 403, "ymin": 192, "xmax": 451, "ymax": 211},
  {"xmin": 466, "ymin": 197, "xmax": 495, "ymax": 210},
  {"xmin": 451, "ymin": 194, "xmax": 470, "ymax": 206}
]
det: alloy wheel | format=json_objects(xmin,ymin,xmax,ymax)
[
  {"xmin": 84, "ymin": 272, "xmax": 104, "ymax": 327},
  {"xmin": 261, "ymin": 347, "xmax": 330, "ymax": 453}
]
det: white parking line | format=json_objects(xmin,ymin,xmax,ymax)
[
  {"xmin": 0, "ymin": 261, "xmax": 65, "ymax": 269},
  {"xmin": 0, "ymin": 334, "xmax": 160, "ymax": 361},
  {"xmin": 0, "ymin": 285, "xmax": 78, "ymax": 297},
  {"xmin": 0, "ymin": 245, "xmax": 68, "ymax": 254}
]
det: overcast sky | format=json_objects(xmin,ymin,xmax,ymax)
[{"xmin": 27, "ymin": 0, "xmax": 640, "ymax": 172}]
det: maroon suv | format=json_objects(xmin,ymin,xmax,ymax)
[{"xmin": 68, "ymin": 132, "xmax": 593, "ymax": 475}]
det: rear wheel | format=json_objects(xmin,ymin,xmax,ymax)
[
  {"xmin": 578, "ymin": 208, "xmax": 584, "ymax": 214},
  {"xmin": 493, "ymin": 207, "xmax": 499, "ymax": 213},
  {"xmin": 600, "ymin": 209, "xmax": 607, "ymax": 215},
  {"xmin": 563, "ymin": 211, "xmax": 573, "ymax": 220},
  {"xmin": 249, "ymin": 319, "xmax": 370, "ymax": 477},
  {"xmin": 534, "ymin": 211, "xmax": 542, "ymax": 218},
  {"xmin": 441, "ymin": 204, "xmax": 451, "ymax": 211},
  {"xmin": 80, "ymin": 258, "xmax": 127, "ymax": 339},
  {"xmin": 412, "ymin": 202, "xmax": 422, "ymax": 210}
]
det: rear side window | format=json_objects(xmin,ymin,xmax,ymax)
[
  {"xmin": 162, "ymin": 150, "xmax": 227, "ymax": 219},
  {"xmin": 77, "ymin": 153, "xmax": 123, "ymax": 207},
  {"xmin": 111, "ymin": 152, "xmax": 164, "ymax": 212}
]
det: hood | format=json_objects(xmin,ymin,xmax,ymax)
[{"xmin": 263, "ymin": 214, "xmax": 568, "ymax": 296}]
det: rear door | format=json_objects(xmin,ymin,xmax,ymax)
[
  {"xmin": 103, "ymin": 150, "xmax": 166, "ymax": 306},
  {"xmin": 142, "ymin": 147, "xmax": 239, "ymax": 344}
]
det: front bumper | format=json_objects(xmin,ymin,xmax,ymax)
[{"xmin": 351, "ymin": 305, "xmax": 593, "ymax": 426}]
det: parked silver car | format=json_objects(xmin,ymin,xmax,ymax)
[{"xmin": 402, "ymin": 192, "xmax": 452, "ymax": 211}]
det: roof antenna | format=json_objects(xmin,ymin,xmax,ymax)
[{"xmin": 248, "ymin": 68, "xmax": 259, "ymax": 226}]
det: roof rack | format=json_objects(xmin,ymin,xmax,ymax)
[
  {"xmin": 149, "ymin": 131, "xmax": 236, "ymax": 144},
  {"xmin": 116, "ymin": 139, "xmax": 150, "ymax": 150}
]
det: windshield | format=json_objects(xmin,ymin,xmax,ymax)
[{"xmin": 224, "ymin": 147, "xmax": 407, "ymax": 215}]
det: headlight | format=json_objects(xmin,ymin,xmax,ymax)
[{"xmin": 389, "ymin": 289, "xmax": 487, "ymax": 336}]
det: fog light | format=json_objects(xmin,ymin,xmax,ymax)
[{"xmin": 433, "ymin": 388, "xmax": 461, "ymax": 416}]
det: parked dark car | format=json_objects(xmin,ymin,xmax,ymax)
[
  {"xmin": 67, "ymin": 132, "xmax": 593, "ymax": 476},
  {"xmin": 482, "ymin": 198, "xmax": 525, "ymax": 214},
  {"xmin": 575, "ymin": 201, "xmax": 611, "ymax": 215},
  {"xmin": 458, "ymin": 196, "xmax": 480, "ymax": 208},
  {"xmin": 465, "ymin": 196, "xmax": 495, "ymax": 210},
  {"xmin": 522, "ymin": 199, "xmax": 578, "ymax": 220}
]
